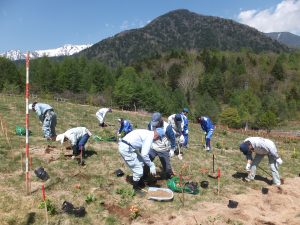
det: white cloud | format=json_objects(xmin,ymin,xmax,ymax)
[
  {"xmin": 119, "ymin": 19, "xmax": 147, "ymax": 31},
  {"xmin": 238, "ymin": 0, "xmax": 300, "ymax": 34}
]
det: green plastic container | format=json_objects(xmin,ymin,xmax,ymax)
[
  {"xmin": 167, "ymin": 176, "xmax": 199, "ymax": 195},
  {"xmin": 16, "ymin": 126, "xmax": 26, "ymax": 136}
]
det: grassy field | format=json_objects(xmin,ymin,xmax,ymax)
[{"xmin": 0, "ymin": 94, "xmax": 299, "ymax": 225}]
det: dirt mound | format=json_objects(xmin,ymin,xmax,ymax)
[
  {"xmin": 30, "ymin": 145, "xmax": 68, "ymax": 163},
  {"xmin": 133, "ymin": 177, "xmax": 300, "ymax": 225}
]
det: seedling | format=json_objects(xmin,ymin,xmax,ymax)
[
  {"xmin": 85, "ymin": 193, "xmax": 96, "ymax": 204},
  {"xmin": 129, "ymin": 205, "xmax": 140, "ymax": 220},
  {"xmin": 38, "ymin": 199, "xmax": 56, "ymax": 215}
]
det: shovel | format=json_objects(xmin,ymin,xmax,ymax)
[{"xmin": 177, "ymin": 143, "xmax": 183, "ymax": 160}]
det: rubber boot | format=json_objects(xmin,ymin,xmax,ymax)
[{"xmin": 133, "ymin": 181, "xmax": 146, "ymax": 197}]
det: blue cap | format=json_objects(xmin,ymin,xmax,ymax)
[
  {"xmin": 175, "ymin": 114, "xmax": 182, "ymax": 121},
  {"xmin": 183, "ymin": 108, "xmax": 189, "ymax": 113},
  {"xmin": 151, "ymin": 112, "xmax": 162, "ymax": 127},
  {"xmin": 155, "ymin": 127, "xmax": 165, "ymax": 138},
  {"xmin": 240, "ymin": 142, "xmax": 253, "ymax": 160}
]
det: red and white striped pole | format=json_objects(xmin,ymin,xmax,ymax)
[{"xmin": 25, "ymin": 52, "xmax": 30, "ymax": 194}]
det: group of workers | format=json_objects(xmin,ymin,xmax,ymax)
[{"xmin": 29, "ymin": 101, "xmax": 283, "ymax": 195}]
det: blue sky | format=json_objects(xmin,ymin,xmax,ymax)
[{"xmin": 1, "ymin": 0, "xmax": 300, "ymax": 52}]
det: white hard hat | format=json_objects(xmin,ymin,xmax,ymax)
[{"xmin": 56, "ymin": 133, "xmax": 65, "ymax": 144}]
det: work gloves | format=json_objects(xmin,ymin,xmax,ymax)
[
  {"xmin": 169, "ymin": 148, "xmax": 175, "ymax": 158},
  {"xmin": 150, "ymin": 163, "xmax": 156, "ymax": 176},
  {"xmin": 179, "ymin": 135, "xmax": 185, "ymax": 144},
  {"xmin": 276, "ymin": 158, "xmax": 283, "ymax": 166},
  {"xmin": 245, "ymin": 162, "xmax": 251, "ymax": 172}
]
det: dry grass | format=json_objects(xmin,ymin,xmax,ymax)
[{"xmin": 0, "ymin": 94, "xmax": 299, "ymax": 225}]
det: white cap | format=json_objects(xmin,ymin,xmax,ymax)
[
  {"xmin": 28, "ymin": 103, "xmax": 33, "ymax": 110},
  {"xmin": 56, "ymin": 133, "xmax": 65, "ymax": 144}
]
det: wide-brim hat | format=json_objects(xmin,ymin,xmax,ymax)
[{"xmin": 56, "ymin": 133, "xmax": 65, "ymax": 144}]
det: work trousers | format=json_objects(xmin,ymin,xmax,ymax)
[
  {"xmin": 42, "ymin": 110, "xmax": 57, "ymax": 138},
  {"xmin": 247, "ymin": 154, "xmax": 281, "ymax": 185},
  {"xmin": 119, "ymin": 142, "xmax": 144, "ymax": 182},
  {"xmin": 148, "ymin": 149, "xmax": 173, "ymax": 178}
]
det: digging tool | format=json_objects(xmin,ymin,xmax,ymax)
[
  {"xmin": 257, "ymin": 165, "xmax": 272, "ymax": 177},
  {"xmin": 177, "ymin": 142, "xmax": 183, "ymax": 160},
  {"xmin": 78, "ymin": 146, "xmax": 85, "ymax": 166},
  {"xmin": 208, "ymin": 154, "xmax": 218, "ymax": 179}
]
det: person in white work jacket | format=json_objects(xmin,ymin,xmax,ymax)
[
  {"xmin": 96, "ymin": 107, "xmax": 112, "ymax": 127},
  {"xmin": 56, "ymin": 127, "xmax": 92, "ymax": 157},
  {"xmin": 239, "ymin": 137, "xmax": 283, "ymax": 186},
  {"xmin": 118, "ymin": 128, "xmax": 165, "ymax": 192}
]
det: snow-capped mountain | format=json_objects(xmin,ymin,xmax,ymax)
[{"xmin": 0, "ymin": 44, "xmax": 92, "ymax": 61}]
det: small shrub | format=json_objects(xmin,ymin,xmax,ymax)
[
  {"xmin": 38, "ymin": 199, "xmax": 56, "ymax": 215},
  {"xmin": 85, "ymin": 193, "xmax": 96, "ymax": 204},
  {"xmin": 129, "ymin": 205, "xmax": 140, "ymax": 220},
  {"xmin": 216, "ymin": 142, "xmax": 222, "ymax": 149}
]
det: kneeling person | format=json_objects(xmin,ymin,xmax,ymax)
[
  {"xmin": 147, "ymin": 112, "xmax": 176, "ymax": 179},
  {"xmin": 56, "ymin": 127, "xmax": 92, "ymax": 157}
]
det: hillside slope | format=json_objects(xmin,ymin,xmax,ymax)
[
  {"xmin": 0, "ymin": 95, "xmax": 299, "ymax": 224},
  {"xmin": 265, "ymin": 32, "xmax": 300, "ymax": 49},
  {"xmin": 79, "ymin": 9, "xmax": 289, "ymax": 65}
]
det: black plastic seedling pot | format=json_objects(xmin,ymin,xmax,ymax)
[
  {"xmin": 261, "ymin": 187, "xmax": 269, "ymax": 194},
  {"xmin": 228, "ymin": 200, "xmax": 238, "ymax": 208},
  {"xmin": 200, "ymin": 181, "xmax": 209, "ymax": 188}
]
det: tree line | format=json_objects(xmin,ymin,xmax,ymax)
[{"xmin": 0, "ymin": 49, "xmax": 299, "ymax": 130}]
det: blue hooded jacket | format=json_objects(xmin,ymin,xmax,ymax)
[
  {"xmin": 200, "ymin": 116, "xmax": 214, "ymax": 133},
  {"xmin": 119, "ymin": 120, "xmax": 133, "ymax": 135}
]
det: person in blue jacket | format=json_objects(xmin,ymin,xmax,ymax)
[
  {"xmin": 118, "ymin": 118, "xmax": 133, "ymax": 137},
  {"xmin": 198, "ymin": 116, "xmax": 214, "ymax": 152},
  {"xmin": 29, "ymin": 102, "xmax": 57, "ymax": 141},
  {"xmin": 181, "ymin": 108, "xmax": 189, "ymax": 148}
]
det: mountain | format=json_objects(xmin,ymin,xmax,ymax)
[
  {"xmin": 0, "ymin": 44, "xmax": 92, "ymax": 61},
  {"xmin": 265, "ymin": 32, "xmax": 300, "ymax": 49},
  {"xmin": 78, "ymin": 9, "xmax": 289, "ymax": 65}
]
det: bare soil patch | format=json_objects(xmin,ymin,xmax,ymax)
[{"xmin": 132, "ymin": 177, "xmax": 300, "ymax": 225}]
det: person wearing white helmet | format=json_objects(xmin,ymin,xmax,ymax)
[
  {"xmin": 29, "ymin": 102, "xmax": 57, "ymax": 141},
  {"xmin": 96, "ymin": 107, "xmax": 112, "ymax": 127},
  {"xmin": 56, "ymin": 127, "xmax": 92, "ymax": 157},
  {"xmin": 118, "ymin": 128, "xmax": 165, "ymax": 194}
]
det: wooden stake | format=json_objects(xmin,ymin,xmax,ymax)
[
  {"xmin": 213, "ymin": 154, "xmax": 215, "ymax": 173},
  {"xmin": 21, "ymin": 152, "xmax": 23, "ymax": 172},
  {"xmin": 180, "ymin": 172, "xmax": 184, "ymax": 206},
  {"xmin": 80, "ymin": 146, "xmax": 83, "ymax": 165},
  {"xmin": 217, "ymin": 168, "xmax": 220, "ymax": 196}
]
